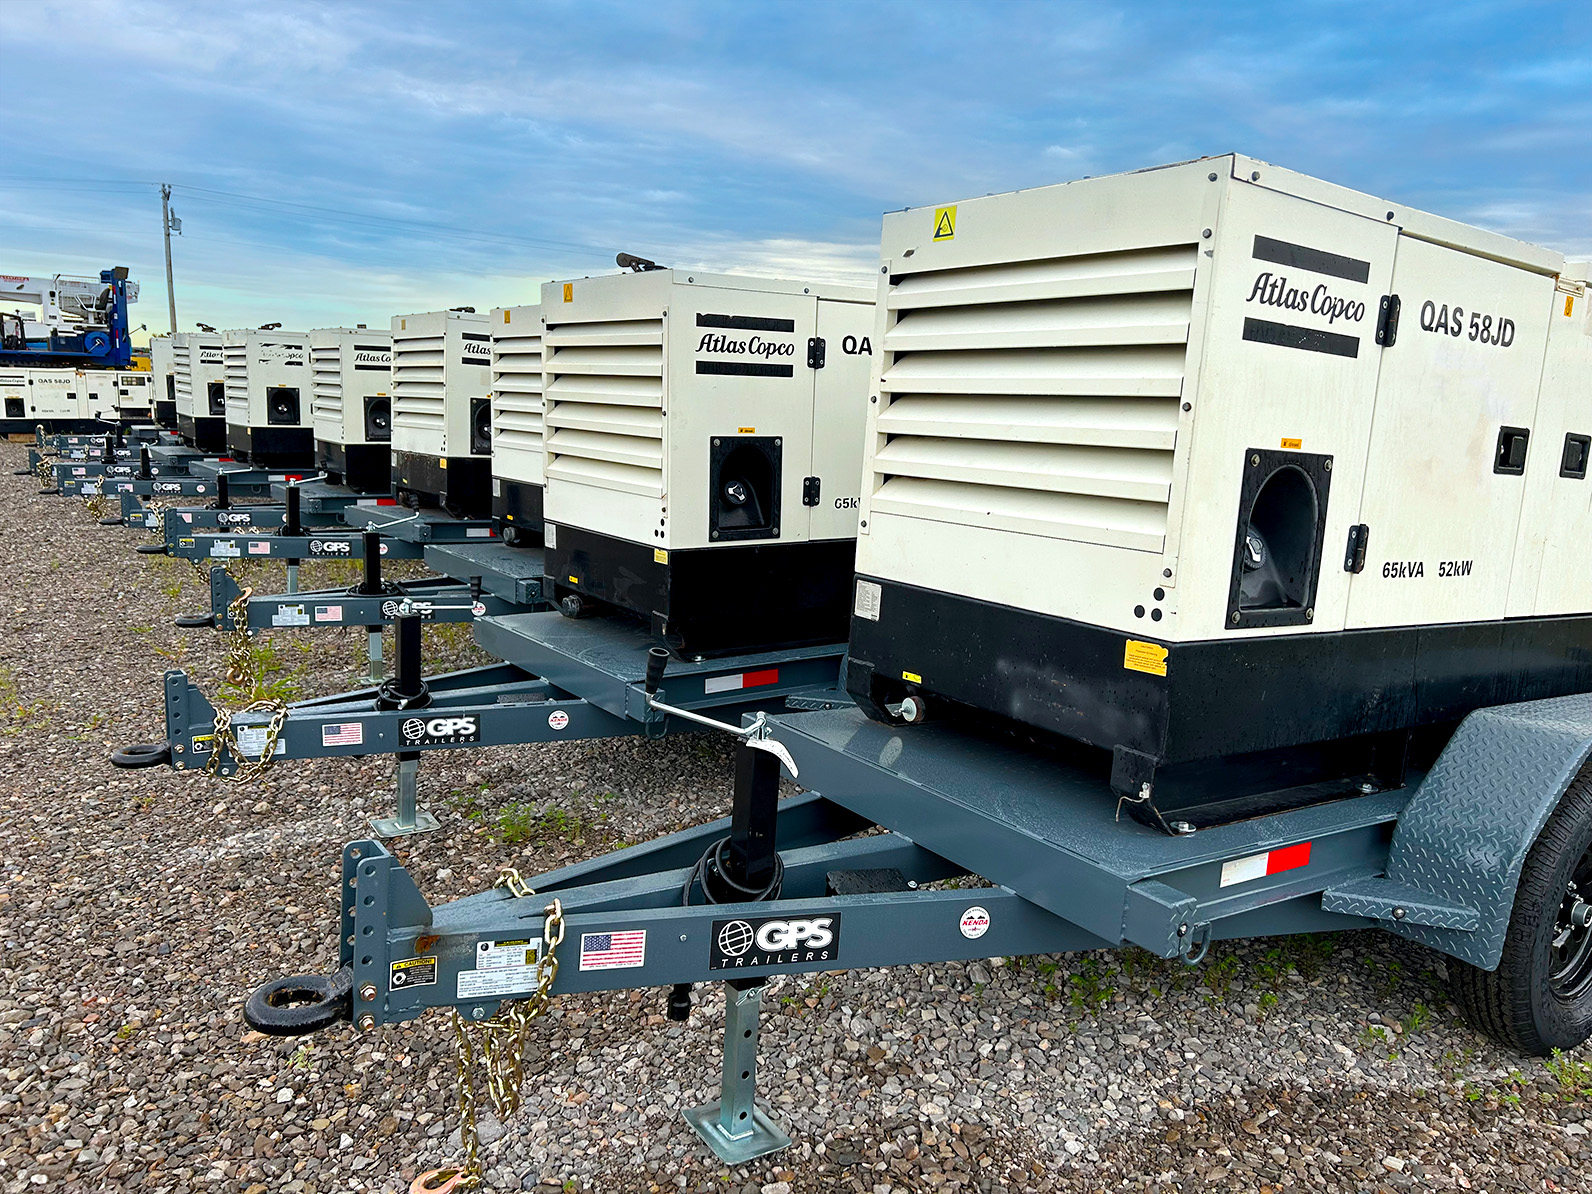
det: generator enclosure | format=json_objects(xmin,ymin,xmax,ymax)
[
  {"xmin": 390, "ymin": 310, "xmax": 492, "ymax": 515},
  {"xmin": 114, "ymin": 371, "xmax": 154, "ymax": 423},
  {"xmin": 489, "ymin": 304, "xmax": 544, "ymax": 541},
  {"xmin": 542, "ymin": 269, "xmax": 874, "ymax": 655},
  {"xmin": 0, "ymin": 368, "xmax": 81, "ymax": 431},
  {"xmin": 847, "ymin": 153, "xmax": 1592, "ymax": 825},
  {"xmin": 76, "ymin": 369, "xmax": 117, "ymax": 424},
  {"xmin": 311, "ymin": 327, "xmax": 393, "ymax": 492},
  {"xmin": 149, "ymin": 336, "xmax": 177, "ymax": 427},
  {"xmin": 223, "ymin": 329, "xmax": 314, "ymax": 465},
  {"xmin": 175, "ymin": 332, "xmax": 227, "ymax": 450}
]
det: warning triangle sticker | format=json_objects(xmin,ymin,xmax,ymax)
[{"xmin": 933, "ymin": 205, "xmax": 956, "ymax": 241}]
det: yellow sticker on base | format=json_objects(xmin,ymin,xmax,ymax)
[
  {"xmin": 1281, "ymin": 437, "xmax": 1302, "ymax": 450},
  {"xmin": 1124, "ymin": 639, "xmax": 1168, "ymax": 677},
  {"xmin": 902, "ymin": 670, "xmax": 922, "ymax": 684},
  {"xmin": 654, "ymin": 548, "xmax": 668, "ymax": 564},
  {"xmin": 933, "ymin": 206, "xmax": 956, "ymax": 241}
]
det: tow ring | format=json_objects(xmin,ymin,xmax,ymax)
[
  {"xmin": 1180, "ymin": 923, "xmax": 1212, "ymax": 966},
  {"xmin": 243, "ymin": 965, "xmax": 354, "ymax": 1036},
  {"xmin": 411, "ymin": 1169, "xmax": 467, "ymax": 1194},
  {"xmin": 110, "ymin": 742, "xmax": 173, "ymax": 769}
]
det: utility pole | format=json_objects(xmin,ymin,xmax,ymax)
[{"xmin": 161, "ymin": 183, "xmax": 178, "ymax": 333}]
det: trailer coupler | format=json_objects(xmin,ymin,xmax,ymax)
[{"xmin": 244, "ymin": 964, "xmax": 354, "ymax": 1036}]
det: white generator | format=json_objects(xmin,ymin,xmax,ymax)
[
  {"xmin": 390, "ymin": 309, "xmax": 492, "ymax": 515},
  {"xmin": 114, "ymin": 371, "xmax": 154, "ymax": 423},
  {"xmin": 542, "ymin": 267, "xmax": 874, "ymax": 655},
  {"xmin": 149, "ymin": 335, "xmax": 177, "ymax": 428},
  {"xmin": 489, "ymin": 304, "xmax": 544, "ymax": 542},
  {"xmin": 76, "ymin": 369, "xmax": 118, "ymax": 424},
  {"xmin": 310, "ymin": 327, "xmax": 393, "ymax": 492},
  {"xmin": 846, "ymin": 152, "xmax": 1592, "ymax": 827},
  {"xmin": 175, "ymin": 331, "xmax": 227, "ymax": 450},
  {"xmin": 0, "ymin": 368, "xmax": 82, "ymax": 431},
  {"xmin": 223, "ymin": 328, "xmax": 314, "ymax": 465}
]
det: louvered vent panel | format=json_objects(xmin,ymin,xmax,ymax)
[
  {"xmin": 492, "ymin": 325, "xmax": 544, "ymax": 454},
  {"xmin": 874, "ymin": 244, "xmax": 1196, "ymax": 552},
  {"xmin": 223, "ymin": 342, "xmax": 249, "ymax": 424},
  {"xmin": 311, "ymin": 344, "xmax": 344, "ymax": 429},
  {"xmin": 392, "ymin": 330, "xmax": 446, "ymax": 435},
  {"xmin": 173, "ymin": 343, "xmax": 192, "ymax": 412},
  {"xmin": 544, "ymin": 318, "xmax": 664, "ymax": 498}
]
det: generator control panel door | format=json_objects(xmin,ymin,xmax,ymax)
[
  {"xmin": 1345, "ymin": 237, "xmax": 1555, "ymax": 630},
  {"xmin": 806, "ymin": 298, "xmax": 874, "ymax": 542}
]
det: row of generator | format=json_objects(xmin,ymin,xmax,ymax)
[
  {"xmin": 1, "ymin": 366, "xmax": 155, "ymax": 429},
  {"xmin": 133, "ymin": 154, "xmax": 1592, "ymax": 823}
]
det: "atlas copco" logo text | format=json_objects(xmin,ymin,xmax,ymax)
[{"xmin": 695, "ymin": 333, "xmax": 795, "ymax": 359}]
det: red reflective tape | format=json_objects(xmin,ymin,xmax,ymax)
[
  {"xmin": 1266, "ymin": 841, "xmax": 1312, "ymax": 875},
  {"xmin": 741, "ymin": 668, "xmax": 780, "ymax": 688},
  {"xmin": 377, "ymin": 498, "xmax": 398, "ymax": 505}
]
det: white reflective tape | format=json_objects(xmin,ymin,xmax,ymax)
[{"xmin": 1219, "ymin": 853, "xmax": 1269, "ymax": 888}]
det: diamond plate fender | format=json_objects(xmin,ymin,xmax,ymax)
[{"xmin": 1378, "ymin": 693, "xmax": 1592, "ymax": 969}]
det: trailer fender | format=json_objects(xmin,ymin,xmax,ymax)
[{"xmin": 1365, "ymin": 693, "xmax": 1592, "ymax": 969}]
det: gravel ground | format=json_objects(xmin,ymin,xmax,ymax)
[{"xmin": 2, "ymin": 438, "xmax": 1591, "ymax": 1193}]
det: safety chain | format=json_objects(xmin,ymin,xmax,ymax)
[
  {"xmin": 34, "ymin": 457, "xmax": 55, "ymax": 490},
  {"xmin": 84, "ymin": 492, "xmax": 109, "ymax": 520},
  {"xmin": 424, "ymin": 883, "xmax": 565, "ymax": 1192},
  {"xmin": 200, "ymin": 586, "xmax": 290, "ymax": 784}
]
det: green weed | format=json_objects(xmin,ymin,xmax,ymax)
[{"xmin": 1547, "ymin": 1049, "xmax": 1592, "ymax": 1101}]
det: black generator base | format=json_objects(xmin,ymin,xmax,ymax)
[
  {"xmin": 493, "ymin": 478, "xmax": 544, "ymax": 543},
  {"xmin": 153, "ymin": 401, "xmax": 178, "ymax": 429},
  {"xmin": 178, "ymin": 415, "xmax": 227, "ymax": 453},
  {"xmin": 224, "ymin": 424, "xmax": 315, "ymax": 467},
  {"xmin": 392, "ymin": 450, "xmax": 491, "ymax": 519},
  {"xmin": 547, "ymin": 524, "xmax": 855, "ymax": 658},
  {"xmin": 317, "ymin": 440, "xmax": 391, "ymax": 493},
  {"xmin": 845, "ymin": 576, "xmax": 1592, "ymax": 823}
]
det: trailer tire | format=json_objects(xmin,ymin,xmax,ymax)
[{"xmin": 1450, "ymin": 771, "xmax": 1592, "ymax": 1055}]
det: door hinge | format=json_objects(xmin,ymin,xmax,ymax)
[
  {"xmin": 1375, "ymin": 295, "xmax": 1401, "ymax": 347},
  {"xmin": 1344, "ymin": 523, "xmax": 1370, "ymax": 573},
  {"xmin": 802, "ymin": 476, "xmax": 821, "ymax": 506},
  {"xmin": 807, "ymin": 337, "xmax": 826, "ymax": 369}
]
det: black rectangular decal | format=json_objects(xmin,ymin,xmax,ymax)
[
  {"xmin": 1252, "ymin": 235, "xmax": 1371, "ymax": 284},
  {"xmin": 1242, "ymin": 317, "xmax": 1360, "ymax": 359},
  {"xmin": 708, "ymin": 913, "xmax": 841, "ymax": 970},
  {"xmin": 696, "ymin": 361, "xmax": 795, "ymax": 378},
  {"xmin": 697, "ymin": 313, "xmax": 796, "ymax": 333},
  {"xmin": 353, "ymin": 364, "xmax": 389, "ymax": 371},
  {"xmin": 460, "ymin": 333, "xmax": 490, "ymax": 342},
  {"xmin": 398, "ymin": 714, "xmax": 481, "ymax": 745}
]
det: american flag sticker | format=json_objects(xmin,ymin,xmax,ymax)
[
  {"xmin": 314, "ymin": 605, "xmax": 343, "ymax": 622},
  {"xmin": 580, "ymin": 930, "xmax": 646, "ymax": 971},
  {"xmin": 320, "ymin": 722, "xmax": 365, "ymax": 748}
]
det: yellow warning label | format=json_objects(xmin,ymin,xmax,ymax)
[
  {"xmin": 1280, "ymin": 437, "xmax": 1302, "ymax": 450},
  {"xmin": 902, "ymin": 670, "xmax": 923, "ymax": 684},
  {"xmin": 737, "ymin": 426, "xmax": 756, "ymax": 434},
  {"xmin": 653, "ymin": 548, "xmax": 668, "ymax": 564},
  {"xmin": 932, "ymin": 206, "xmax": 957, "ymax": 241},
  {"xmin": 563, "ymin": 283, "xmax": 574, "ymax": 303},
  {"xmin": 1124, "ymin": 639, "xmax": 1168, "ymax": 677},
  {"xmin": 567, "ymin": 575, "xmax": 578, "ymax": 584},
  {"xmin": 399, "ymin": 318, "xmax": 407, "ymax": 330},
  {"xmin": 1568, "ymin": 295, "xmax": 1577, "ymax": 318},
  {"xmin": 438, "ymin": 458, "xmax": 447, "ymax": 468},
  {"xmin": 503, "ymin": 309, "xmax": 512, "ymax": 323}
]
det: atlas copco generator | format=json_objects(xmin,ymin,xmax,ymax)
[
  {"xmin": 223, "ymin": 328, "xmax": 314, "ymax": 465},
  {"xmin": 542, "ymin": 265, "xmax": 875, "ymax": 656},
  {"xmin": 846, "ymin": 153, "xmax": 1592, "ymax": 830},
  {"xmin": 489, "ymin": 304, "xmax": 545, "ymax": 544},
  {"xmin": 149, "ymin": 335, "xmax": 177, "ymax": 427},
  {"xmin": 311, "ymin": 327, "xmax": 393, "ymax": 492},
  {"xmin": 390, "ymin": 309, "xmax": 493, "ymax": 516}
]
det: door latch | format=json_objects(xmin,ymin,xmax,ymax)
[{"xmin": 1344, "ymin": 523, "xmax": 1370, "ymax": 573}]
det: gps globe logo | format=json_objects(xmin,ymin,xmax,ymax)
[
  {"xmin": 398, "ymin": 715, "xmax": 481, "ymax": 744},
  {"xmin": 717, "ymin": 920, "xmax": 756, "ymax": 958},
  {"xmin": 709, "ymin": 914, "xmax": 840, "ymax": 970}
]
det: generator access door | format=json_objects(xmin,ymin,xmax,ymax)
[{"xmin": 1345, "ymin": 236, "xmax": 1556, "ymax": 630}]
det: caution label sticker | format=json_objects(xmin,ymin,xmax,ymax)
[
  {"xmin": 1280, "ymin": 437, "xmax": 1302, "ymax": 450},
  {"xmin": 475, "ymin": 938, "xmax": 541, "ymax": 970},
  {"xmin": 933, "ymin": 205, "xmax": 957, "ymax": 241},
  {"xmin": 1123, "ymin": 639, "xmax": 1169, "ymax": 677},
  {"xmin": 390, "ymin": 956, "xmax": 437, "ymax": 989}
]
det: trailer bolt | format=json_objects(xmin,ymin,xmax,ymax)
[
  {"xmin": 680, "ymin": 935, "xmax": 687, "ymax": 942},
  {"xmin": 1360, "ymin": 781, "xmax": 1377, "ymax": 794},
  {"xmin": 356, "ymin": 1014, "xmax": 375, "ymax": 1032},
  {"xmin": 472, "ymin": 1007, "xmax": 487, "ymax": 1021},
  {"xmin": 1177, "ymin": 923, "xmax": 1189, "ymax": 937},
  {"xmin": 907, "ymin": 880, "xmax": 919, "ymax": 890},
  {"xmin": 359, "ymin": 984, "xmax": 378, "ymax": 1002},
  {"xmin": 1392, "ymin": 907, "xmax": 1407, "ymax": 920}
]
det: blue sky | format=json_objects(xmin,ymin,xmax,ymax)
[{"xmin": 3, "ymin": 0, "xmax": 1589, "ymax": 336}]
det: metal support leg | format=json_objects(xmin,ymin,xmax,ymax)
[
  {"xmin": 684, "ymin": 982, "xmax": 791, "ymax": 1163},
  {"xmin": 366, "ymin": 628, "xmax": 384, "ymax": 684},
  {"xmin": 371, "ymin": 753, "xmax": 438, "ymax": 837},
  {"xmin": 286, "ymin": 563, "xmax": 300, "ymax": 594}
]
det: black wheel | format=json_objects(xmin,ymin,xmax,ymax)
[{"xmin": 1451, "ymin": 770, "xmax": 1592, "ymax": 1055}]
